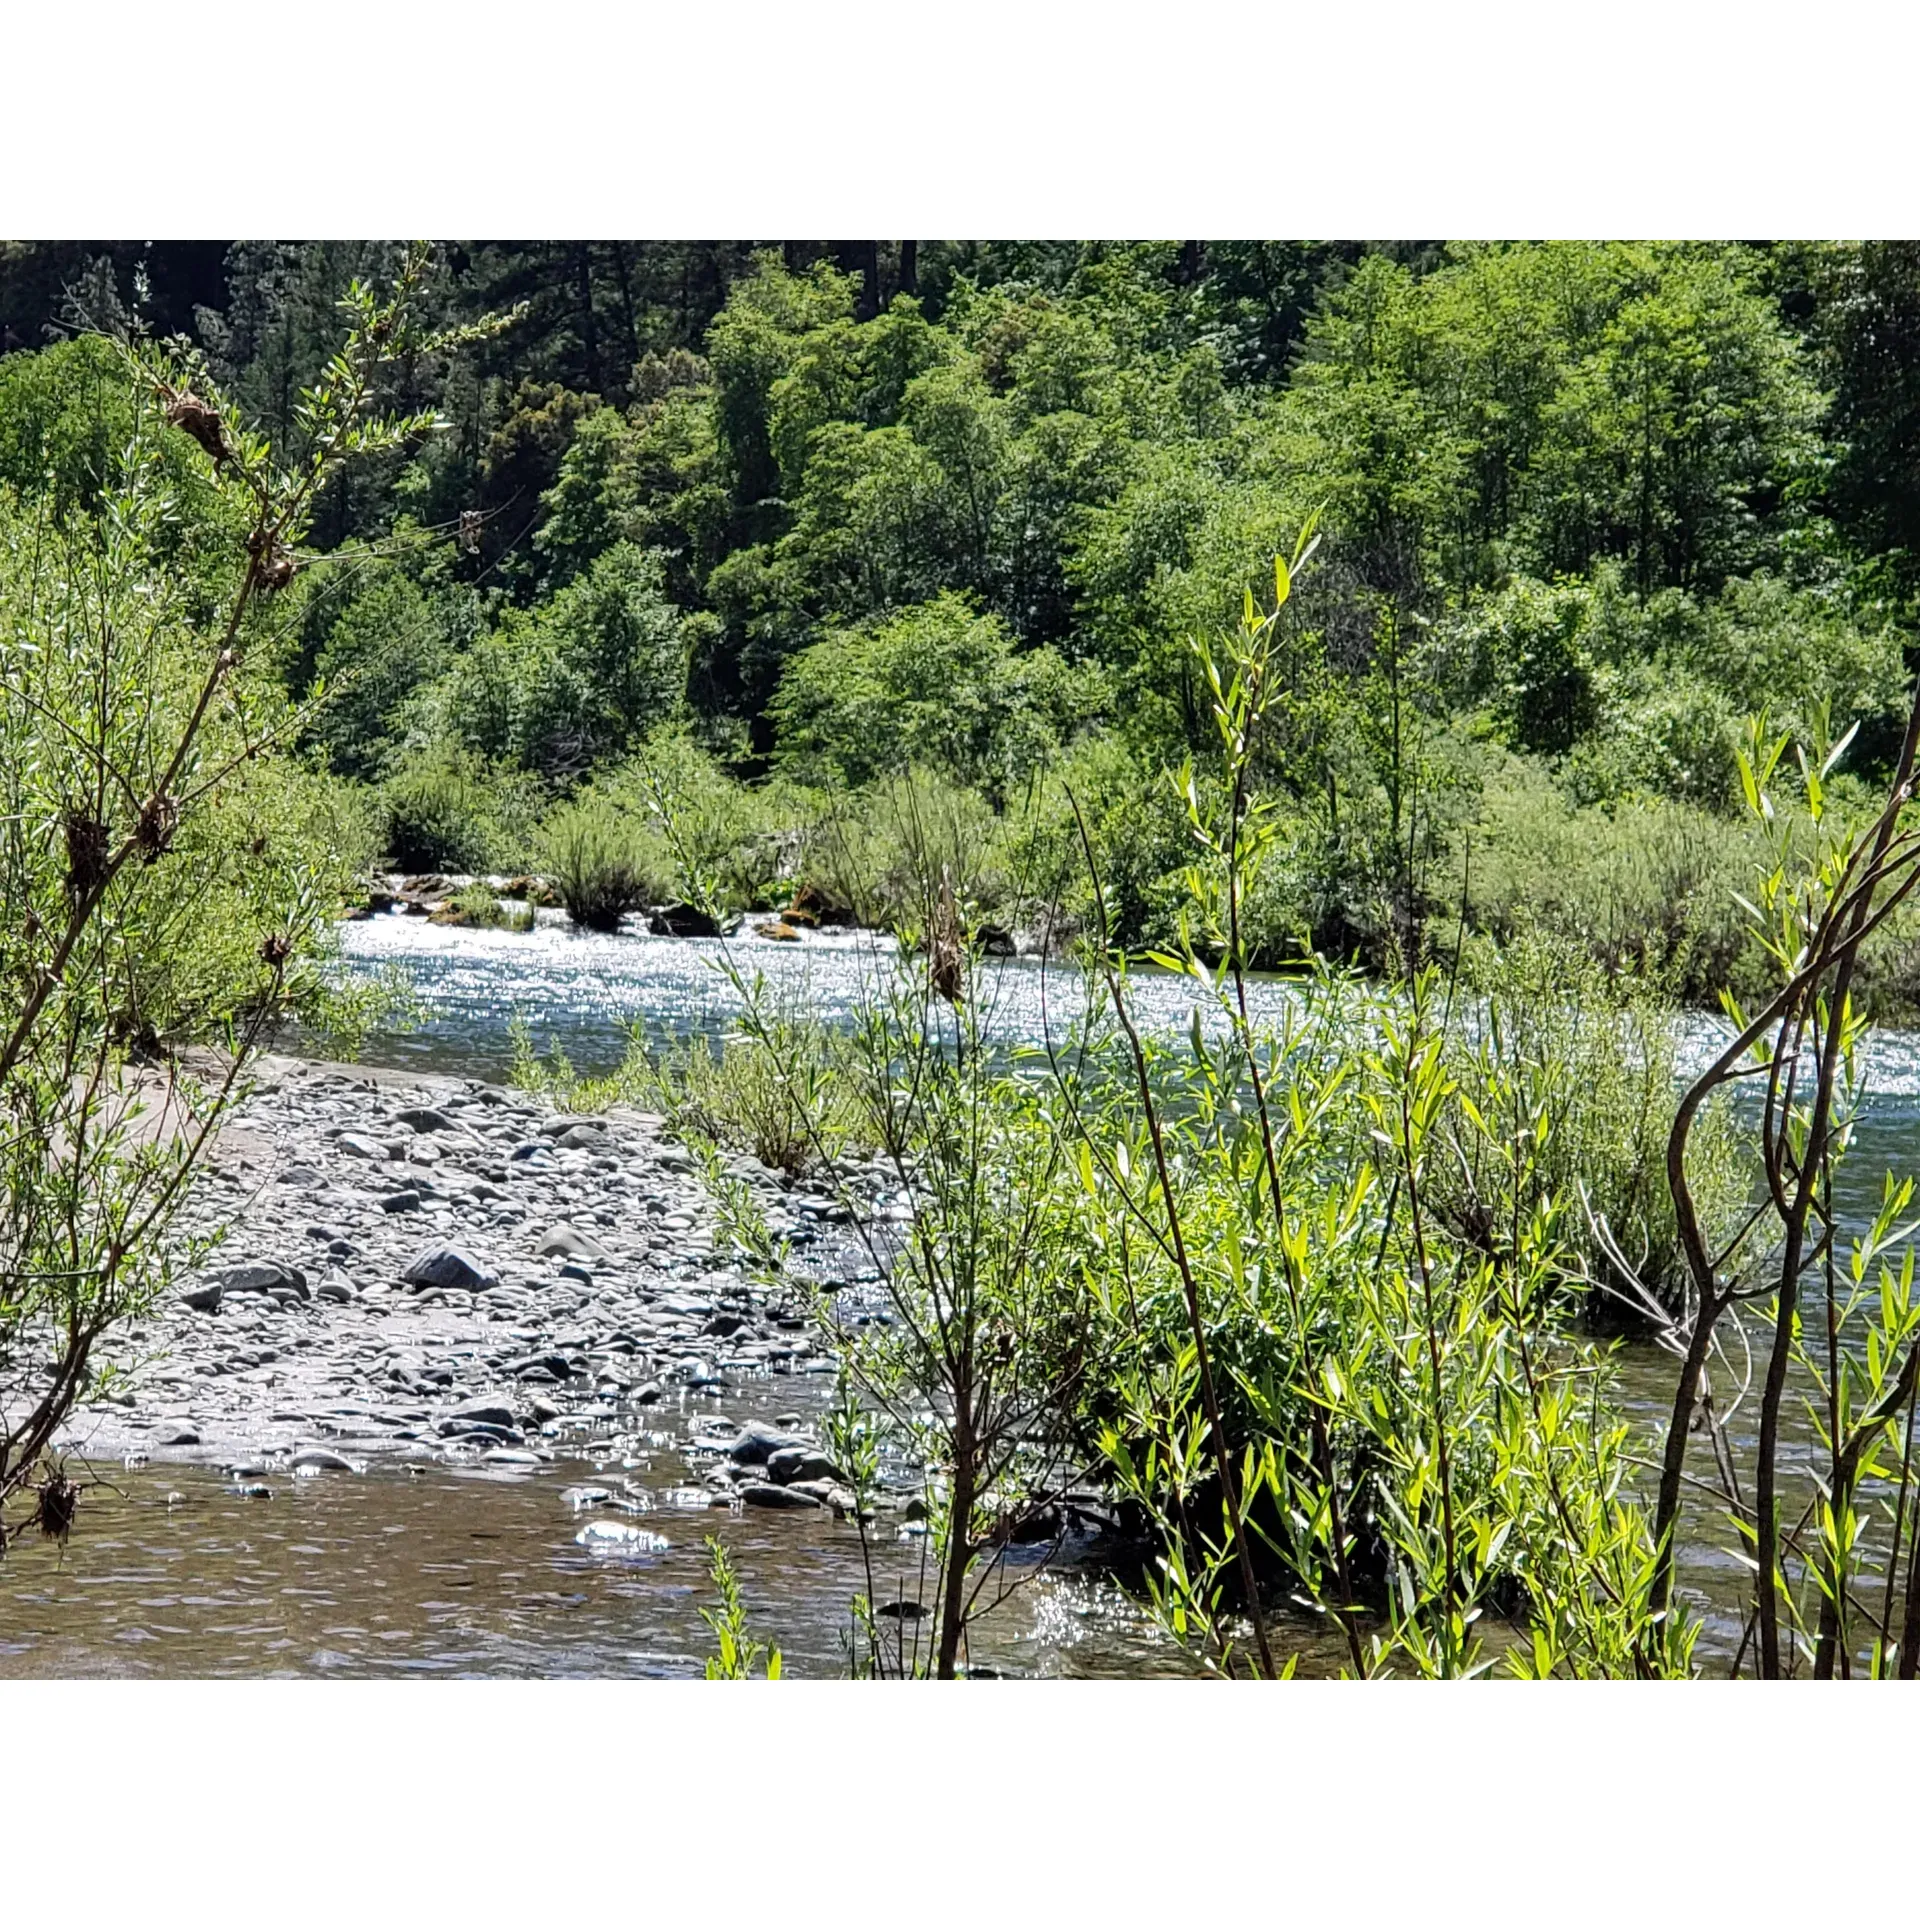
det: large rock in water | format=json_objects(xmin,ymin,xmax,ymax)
[
  {"xmin": 647, "ymin": 901, "xmax": 727, "ymax": 939},
  {"xmin": 767, "ymin": 1446, "xmax": 839, "ymax": 1486},
  {"xmin": 729, "ymin": 1421, "xmax": 797, "ymax": 1467},
  {"xmin": 399, "ymin": 1243, "xmax": 499, "ymax": 1293},
  {"xmin": 741, "ymin": 1482, "xmax": 823, "ymax": 1510},
  {"xmin": 440, "ymin": 1397, "xmax": 520, "ymax": 1435}
]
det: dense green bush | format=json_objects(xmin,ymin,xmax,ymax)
[
  {"xmin": 0, "ymin": 261, "xmax": 439, "ymax": 1527},
  {"xmin": 378, "ymin": 750, "xmax": 536, "ymax": 874},
  {"xmin": 608, "ymin": 733, "xmax": 789, "ymax": 914},
  {"xmin": 1461, "ymin": 753, "xmax": 1756, "ymax": 1002},
  {"xmin": 440, "ymin": 542, "xmax": 692, "ymax": 779},
  {"xmin": 773, "ymin": 592, "xmax": 1106, "ymax": 794},
  {"xmin": 539, "ymin": 792, "xmax": 661, "ymax": 930}
]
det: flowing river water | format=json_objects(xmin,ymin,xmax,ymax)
[{"xmin": 7, "ymin": 911, "xmax": 1920, "ymax": 1677}]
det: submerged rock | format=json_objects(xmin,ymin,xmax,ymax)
[
  {"xmin": 287, "ymin": 1447, "xmax": 357, "ymax": 1472},
  {"xmin": 740, "ymin": 1482, "xmax": 823, "ymax": 1510}
]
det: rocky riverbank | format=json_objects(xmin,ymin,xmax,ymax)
[{"xmin": 58, "ymin": 1054, "xmax": 883, "ymax": 1516}]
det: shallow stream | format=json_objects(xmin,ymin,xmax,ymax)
[{"xmin": 7, "ymin": 911, "xmax": 1920, "ymax": 1677}]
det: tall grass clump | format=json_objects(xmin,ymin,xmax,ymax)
[
  {"xmin": 540, "ymin": 792, "xmax": 659, "ymax": 930},
  {"xmin": 1440, "ymin": 932, "xmax": 1752, "ymax": 1319},
  {"xmin": 510, "ymin": 999, "xmax": 871, "ymax": 1175}
]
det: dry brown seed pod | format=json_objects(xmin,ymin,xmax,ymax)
[
  {"xmin": 259, "ymin": 932, "xmax": 293, "ymax": 969},
  {"xmin": 134, "ymin": 791, "xmax": 179, "ymax": 863},
  {"xmin": 928, "ymin": 870, "xmax": 964, "ymax": 1008},
  {"xmin": 37, "ymin": 1470, "xmax": 79, "ymax": 1542},
  {"xmin": 163, "ymin": 387, "xmax": 231, "ymax": 466},
  {"xmin": 62, "ymin": 807, "xmax": 111, "ymax": 898}
]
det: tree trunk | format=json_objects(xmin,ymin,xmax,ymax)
[
  {"xmin": 900, "ymin": 241, "xmax": 919, "ymax": 299},
  {"xmin": 610, "ymin": 241, "xmax": 639, "ymax": 387},
  {"xmin": 573, "ymin": 244, "xmax": 599, "ymax": 391},
  {"xmin": 935, "ymin": 1435, "xmax": 976, "ymax": 1678},
  {"xmin": 834, "ymin": 242, "xmax": 882, "ymax": 320}
]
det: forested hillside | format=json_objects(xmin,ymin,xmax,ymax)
[{"xmin": 7, "ymin": 239, "xmax": 1920, "ymax": 1009}]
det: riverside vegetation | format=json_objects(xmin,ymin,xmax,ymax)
[
  {"xmin": 627, "ymin": 545, "xmax": 1920, "ymax": 1678},
  {"xmin": 11, "ymin": 241, "xmax": 1920, "ymax": 1006},
  {"xmin": 10, "ymin": 243, "xmax": 1920, "ymax": 1675}
]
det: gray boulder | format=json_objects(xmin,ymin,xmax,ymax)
[
  {"xmin": 729, "ymin": 1421, "xmax": 797, "ymax": 1467},
  {"xmin": 741, "ymin": 1482, "xmax": 823, "ymax": 1510},
  {"xmin": 400, "ymin": 1244, "xmax": 499, "ymax": 1292},
  {"xmin": 536, "ymin": 1223, "xmax": 611, "ymax": 1262},
  {"xmin": 441, "ymin": 1396, "xmax": 519, "ymax": 1433},
  {"xmin": 210, "ymin": 1261, "xmax": 308, "ymax": 1301},
  {"xmin": 767, "ymin": 1446, "xmax": 838, "ymax": 1486}
]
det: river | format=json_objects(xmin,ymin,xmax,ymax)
[{"xmin": 7, "ymin": 910, "xmax": 1920, "ymax": 1677}]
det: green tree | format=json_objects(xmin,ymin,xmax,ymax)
[{"xmin": 772, "ymin": 593, "xmax": 1102, "ymax": 792}]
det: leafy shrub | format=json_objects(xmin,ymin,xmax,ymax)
[
  {"xmin": 773, "ymin": 592, "xmax": 1106, "ymax": 795},
  {"xmin": 127, "ymin": 759, "xmax": 382, "ymax": 1045},
  {"xmin": 434, "ymin": 881, "xmax": 533, "ymax": 931},
  {"xmin": 0, "ymin": 260, "xmax": 436, "ymax": 1528},
  {"xmin": 377, "ymin": 749, "xmax": 541, "ymax": 875},
  {"xmin": 1463, "ymin": 751, "xmax": 1756, "ymax": 1003},
  {"xmin": 539, "ymin": 793, "xmax": 661, "ymax": 930},
  {"xmin": 607, "ymin": 733, "xmax": 788, "ymax": 914}
]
